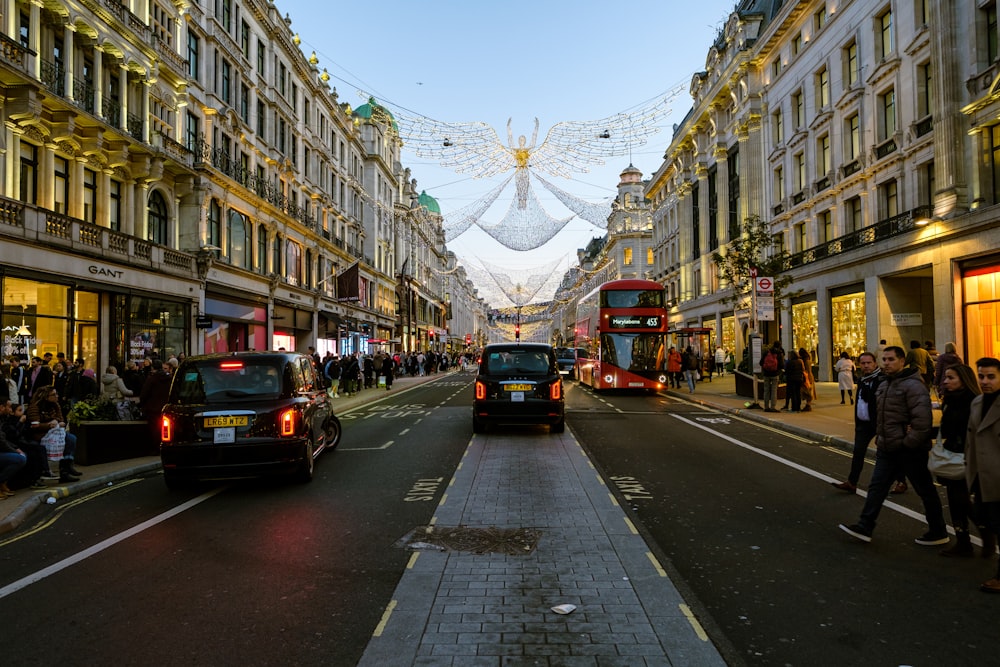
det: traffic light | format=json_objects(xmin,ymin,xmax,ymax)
[{"xmin": 515, "ymin": 323, "xmax": 521, "ymax": 341}]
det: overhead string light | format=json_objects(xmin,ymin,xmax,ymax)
[{"xmin": 476, "ymin": 178, "xmax": 575, "ymax": 251}]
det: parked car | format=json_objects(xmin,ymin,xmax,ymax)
[
  {"xmin": 159, "ymin": 352, "xmax": 341, "ymax": 488},
  {"xmin": 473, "ymin": 343, "xmax": 565, "ymax": 434},
  {"xmin": 554, "ymin": 347, "xmax": 588, "ymax": 379}
]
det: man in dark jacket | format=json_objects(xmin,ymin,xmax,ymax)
[
  {"xmin": 839, "ymin": 345, "xmax": 948, "ymax": 545},
  {"xmin": 139, "ymin": 360, "xmax": 172, "ymax": 445},
  {"xmin": 759, "ymin": 343, "xmax": 784, "ymax": 412},
  {"xmin": 832, "ymin": 352, "xmax": 886, "ymax": 492}
]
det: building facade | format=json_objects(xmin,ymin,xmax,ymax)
[
  {"xmin": 646, "ymin": 0, "xmax": 1000, "ymax": 379},
  {"xmin": 0, "ymin": 0, "xmax": 485, "ymax": 372}
]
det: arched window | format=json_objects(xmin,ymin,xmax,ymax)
[
  {"xmin": 148, "ymin": 190, "xmax": 168, "ymax": 244},
  {"xmin": 228, "ymin": 210, "xmax": 249, "ymax": 269}
]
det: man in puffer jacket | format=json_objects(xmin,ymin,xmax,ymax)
[{"xmin": 839, "ymin": 345, "xmax": 948, "ymax": 545}]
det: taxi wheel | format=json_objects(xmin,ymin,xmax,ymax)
[
  {"xmin": 472, "ymin": 416, "xmax": 486, "ymax": 434},
  {"xmin": 325, "ymin": 416, "xmax": 342, "ymax": 451},
  {"xmin": 551, "ymin": 418, "xmax": 565, "ymax": 434}
]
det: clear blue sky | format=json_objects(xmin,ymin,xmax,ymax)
[{"xmin": 277, "ymin": 0, "xmax": 736, "ymax": 296}]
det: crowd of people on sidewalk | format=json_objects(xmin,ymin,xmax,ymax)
[{"xmin": 314, "ymin": 348, "xmax": 459, "ymax": 398}]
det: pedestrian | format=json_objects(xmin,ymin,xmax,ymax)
[
  {"xmin": 383, "ymin": 355, "xmax": 395, "ymax": 391},
  {"xmin": 760, "ymin": 343, "xmax": 783, "ymax": 412},
  {"xmin": 838, "ymin": 345, "xmax": 949, "ymax": 545},
  {"xmin": 667, "ymin": 347, "xmax": 682, "ymax": 388},
  {"xmin": 783, "ymin": 349, "xmax": 804, "ymax": 413},
  {"xmin": 835, "ymin": 351, "xmax": 856, "ymax": 405},
  {"xmin": 935, "ymin": 364, "xmax": 982, "ymax": 557},
  {"xmin": 905, "ymin": 339, "xmax": 935, "ymax": 388},
  {"xmin": 139, "ymin": 359, "xmax": 172, "ymax": 446},
  {"xmin": 967, "ymin": 357, "xmax": 1000, "ymax": 592},
  {"xmin": 934, "ymin": 342, "xmax": 963, "ymax": 398},
  {"xmin": 683, "ymin": 346, "xmax": 699, "ymax": 394},
  {"xmin": 27, "ymin": 385, "xmax": 81, "ymax": 483},
  {"xmin": 324, "ymin": 355, "xmax": 341, "ymax": 398},
  {"xmin": 832, "ymin": 352, "xmax": 886, "ymax": 492},
  {"xmin": 799, "ymin": 348, "xmax": 817, "ymax": 411},
  {"xmin": 715, "ymin": 345, "xmax": 726, "ymax": 377}
]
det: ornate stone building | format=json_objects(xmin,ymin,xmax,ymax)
[
  {"xmin": 646, "ymin": 0, "xmax": 1000, "ymax": 378},
  {"xmin": 0, "ymin": 0, "xmax": 485, "ymax": 369}
]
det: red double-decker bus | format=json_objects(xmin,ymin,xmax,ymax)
[{"xmin": 574, "ymin": 279, "xmax": 670, "ymax": 391}]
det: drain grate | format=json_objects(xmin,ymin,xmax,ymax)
[{"xmin": 399, "ymin": 525, "xmax": 542, "ymax": 555}]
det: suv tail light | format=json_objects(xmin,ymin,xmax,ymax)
[
  {"xmin": 279, "ymin": 408, "xmax": 297, "ymax": 436},
  {"xmin": 550, "ymin": 380, "xmax": 562, "ymax": 401},
  {"xmin": 475, "ymin": 380, "xmax": 486, "ymax": 400},
  {"xmin": 161, "ymin": 415, "xmax": 173, "ymax": 443}
]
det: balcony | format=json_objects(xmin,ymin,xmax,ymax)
[
  {"xmin": 0, "ymin": 34, "xmax": 32, "ymax": 80},
  {"xmin": 874, "ymin": 137, "xmax": 898, "ymax": 159},
  {"xmin": 0, "ymin": 197, "xmax": 195, "ymax": 277},
  {"xmin": 782, "ymin": 204, "xmax": 932, "ymax": 271}
]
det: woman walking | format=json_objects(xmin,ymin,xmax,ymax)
[
  {"xmin": 835, "ymin": 352, "xmax": 856, "ymax": 405},
  {"xmin": 799, "ymin": 348, "xmax": 817, "ymax": 412},
  {"xmin": 784, "ymin": 350, "xmax": 804, "ymax": 413}
]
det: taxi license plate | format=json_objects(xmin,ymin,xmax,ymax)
[
  {"xmin": 504, "ymin": 384, "xmax": 532, "ymax": 392},
  {"xmin": 204, "ymin": 416, "xmax": 249, "ymax": 428}
]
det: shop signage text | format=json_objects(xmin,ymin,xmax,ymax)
[{"xmin": 89, "ymin": 265, "xmax": 124, "ymax": 279}]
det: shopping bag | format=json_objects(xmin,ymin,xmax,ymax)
[
  {"xmin": 377, "ymin": 376, "xmax": 386, "ymax": 387},
  {"xmin": 928, "ymin": 438, "xmax": 965, "ymax": 480},
  {"xmin": 41, "ymin": 426, "xmax": 66, "ymax": 461}
]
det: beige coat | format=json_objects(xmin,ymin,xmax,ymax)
[{"xmin": 966, "ymin": 394, "xmax": 1000, "ymax": 502}]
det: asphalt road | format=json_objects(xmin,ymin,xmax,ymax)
[
  {"xmin": 568, "ymin": 383, "xmax": 1000, "ymax": 666},
  {"xmin": 0, "ymin": 376, "xmax": 473, "ymax": 666},
  {"xmin": 2, "ymin": 374, "xmax": 996, "ymax": 666}
]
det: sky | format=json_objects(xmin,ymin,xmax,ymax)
[{"xmin": 276, "ymin": 0, "xmax": 737, "ymax": 303}]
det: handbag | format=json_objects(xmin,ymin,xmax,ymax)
[
  {"xmin": 928, "ymin": 433, "xmax": 965, "ymax": 480},
  {"xmin": 40, "ymin": 426, "xmax": 67, "ymax": 461}
]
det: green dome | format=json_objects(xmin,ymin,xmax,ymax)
[
  {"xmin": 418, "ymin": 190, "xmax": 440, "ymax": 214},
  {"xmin": 353, "ymin": 97, "xmax": 398, "ymax": 131}
]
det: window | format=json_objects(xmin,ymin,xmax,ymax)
[
  {"xmin": 185, "ymin": 111, "xmax": 200, "ymax": 152},
  {"xmin": 278, "ymin": 116, "xmax": 286, "ymax": 154},
  {"xmin": 240, "ymin": 20, "xmax": 250, "ymax": 58},
  {"xmin": 771, "ymin": 58, "xmax": 781, "ymax": 79},
  {"xmin": 219, "ymin": 0, "xmax": 232, "ymax": 33},
  {"xmin": 187, "ymin": 31, "xmax": 199, "ymax": 81},
  {"xmin": 818, "ymin": 209, "xmax": 832, "ymax": 243},
  {"xmin": 795, "ymin": 222, "xmax": 807, "ymax": 251},
  {"xmin": 220, "ymin": 59, "xmax": 231, "ymax": 105},
  {"xmin": 148, "ymin": 190, "xmax": 168, "ymax": 244},
  {"xmin": 916, "ymin": 0, "xmax": 928, "ymax": 27},
  {"xmin": 278, "ymin": 61, "xmax": 286, "ymax": 97},
  {"xmin": 772, "ymin": 107, "xmax": 783, "ymax": 143},
  {"xmin": 877, "ymin": 9, "xmax": 893, "ymax": 60},
  {"xmin": 53, "ymin": 156, "xmax": 69, "ymax": 215},
  {"xmin": 256, "ymin": 100, "xmax": 265, "ymax": 137},
  {"xmin": 844, "ymin": 41, "xmax": 859, "ymax": 87},
  {"xmin": 291, "ymin": 83, "xmax": 297, "ymax": 113},
  {"xmin": 109, "ymin": 179, "xmax": 122, "ymax": 231},
  {"xmin": 774, "ymin": 165, "xmax": 785, "ymax": 201},
  {"xmin": 708, "ymin": 166, "xmax": 718, "ymax": 250},
  {"xmin": 816, "ymin": 67, "xmax": 830, "ymax": 109},
  {"xmin": 152, "ymin": 2, "xmax": 174, "ymax": 48},
  {"xmin": 228, "ymin": 210, "xmax": 249, "ymax": 269},
  {"xmin": 647, "ymin": 248, "xmax": 654, "ymax": 265},
  {"xmin": 792, "ymin": 90, "xmax": 804, "ymax": 128},
  {"xmin": 257, "ymin": 226, "xmax": 268, "ymax": 273},
  {"xmin": 273, "ymin": 232, "xmax": 282, "ymax": 274},
  {"xmin": 257, "ymin": 38, "xmax": 265, "ymax": 74},
  {"xmin": 794, "ymin": 153, "xmax": 805, "ymax": 192},
  {"xmin": 846, "ymin": 114, "xmax": 860, "ymax": 160},
  {"xmin": 208, "ymin": 199, "xmax": 221, "ymax": 249},
  {"xmin": 623, "ymin": 247, "xmax": 633, "ymax": 266},
  {"xmin": 792, "ymin": 33, "xmax": 803, "ymax": 56},
  {"xmin": 285, "ymin": 240, "xmax": 301, "ymax": 285},
  {"xmin": 239, "ymin": 83, "xmax": 249, "ymax": 123},
  {"xmin": 987, "ymin": 3, "xmax": 999, "ymax": 65},
  {"xmin": 817, "ymin": 135, "xmax": 831, "ymax": 176},
  {"xmin": 814, "ymin": 6, "xmax": 828, "ymax": 31},
  {"xmin": 846, "ymin": 196, "xmax": 863, "ymax": 233},
  {"xmin": 727, "ymin": 146, "xmax": 740, "ymax": 240},
  {"xmin": 19, "ymin": 141, "xmax": 37, "ymax": 205},
  {"xmin": 691, "ymin": 182, "xmax": 700, "ymax": 259},
  {"xmin": 880, "ymin": 179, "xmax": 898, "ymax": 218},
  {"xmin": 83, "ymin": 168, "xmax": 97, "ymax": 224},
  {"xmin": 151, "ymin": 98, "xmax": 173, "ymax": 139},
  {"xmin": 879, "ymin": 88, "xmax": 896, "ymax": 140},
  {"xmin": 18, "ymin": 10, "xmax": 28, "ymax": 49},
  {"xmin": 919, "ymin": 160, "xmax": 935, "ymax": 208},
  {"xmin": 917, "ymin": 61, "xmax": 933, "ymax": 119}
]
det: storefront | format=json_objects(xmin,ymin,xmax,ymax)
[
  {"xmin": 202, "ymin": 294, "xmax": 269, "ymax": 354},
  {"xmin": 830, "ymin": 286, "xmax": 866, "ymax": 362},
  {"xmin": 112, "ymin": 294, "xmax": 191, "ymax": 365},
  {"xmin": 963, "ymin": 257, "xmax": 1000, "ymax": 361},
  {"xmin": 720, "ymin": 315, "xmax": 736, "ymax": 359},
  {"xmin": 272, "ymin": 303, "xmax": 314, "ymax": 352},
  {"xmin": 791, "ymin": 298, "xmax": 818, "ymax": 361}
]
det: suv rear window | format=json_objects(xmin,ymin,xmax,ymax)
[
  {"xmin": 171, "ymin": 358, "xmax": 286, "ymax": 404},
  {"xmin": 482, "ymin": 348, "xmax": 553, "ymax": 375}
]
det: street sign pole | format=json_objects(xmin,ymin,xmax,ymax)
[{"xmin": 748, "ymin": 267, "xmax": 761, "ymax": 409}]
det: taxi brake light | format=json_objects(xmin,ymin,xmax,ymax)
[
  {"xmin": 475, "ymin": 380, "xmax": 486, "ymax": 400},
  {"xmin": 161, "ymin": 415, "xmax": 173, "ymax": 443},
  {"xmin": 219, "ymin": 361, "xmax": 244, "ymax": 370},
  {"xmin": 279, "ymin": 408, "xmax": 296, "ymax": 436},
  {"xmin": 550, "ymin": 381, "xmax": 562, "ymax": 401}
]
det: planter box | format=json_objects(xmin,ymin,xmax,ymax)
[{"xmin": 73, "ymin": 421, "xmax": 156, "ymax": 466}]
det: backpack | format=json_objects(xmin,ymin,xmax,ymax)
[{"xmin": 762, "ymin": 351, "xmax": 778, "ymax": 372}]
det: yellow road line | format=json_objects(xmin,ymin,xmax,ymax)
[
  {"xmin": 645, "ymin": 552, "xmax": 667, "ymax": 577},
  {"xmin": 372, "ymin": 599, "xmax": 398, "ymax": 637},
  {"xmin": 607, "ymin": 493, "xmax": 619, "ymax": 507},
  {"xmin": 623, "ymin": 517, "xmax": 639, "ymax": 534},
  {"xmin": 406, "ymin": 553, "xmax": 419, "ymax": 569},
  {"xmin": 679, "ymin": 603, "xmax": 710, "ymax": 641}
]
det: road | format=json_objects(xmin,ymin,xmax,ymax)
[
  {"xmin": 1, "ymin": 372, "xmax": 995, "ymax": 666},
  {"xmin": 569, "ymin": 384, "xmax": 1000, "ymax": 666}
]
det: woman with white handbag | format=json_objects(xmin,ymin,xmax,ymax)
[
  {"xmin": 26, "ymin": 386, "xmax": 80, "ymax": 483},
  {"xmin": 933, "ymin": 364, "xmax": 982, "ymax": 557}
]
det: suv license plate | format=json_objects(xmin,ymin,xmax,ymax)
[
  {"xmin": 505, "ymin": 384, "xmax": 532, "ymax": 391},
  {"xmin": 213, "ymin": 427, "xmax": 236, "ymax": 444},
  {"xmin": 204, "ymin": 416, "xmax": 249, "ymax": 428},
  {"xmin": 510, "ymin": 391, "xmax": 525, "ymax": 402}
]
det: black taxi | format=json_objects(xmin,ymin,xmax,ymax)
[
  {"xmin": 472, "ymin": 343, "xmax": 565, "ymax": 434},
  {"xmin": 159, "ymin": 352, "xmax": 341, "ymax": 487}
]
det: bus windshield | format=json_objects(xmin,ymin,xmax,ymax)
[
  {"xmin": 600, "ymin": 289, "xmax": 664, "ymax": 309},
  {"xmin": 601, "ymin": 332, "xmax": 667, "ymax": 372}
]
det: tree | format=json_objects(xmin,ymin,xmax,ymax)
[{"xmin": 711, "ymin": 215, "xmax": 797, "ymax": 311}]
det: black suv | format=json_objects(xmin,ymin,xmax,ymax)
[
  {"xmin": 554, "ymin": 347, "xmax": 588, "ymax": 379},
  {"xmin": 159, "ymin": 352, "xmax": 341, "ymax": 487},
  {"xmin": 473, "ymin": 343, "xmax": 564, "ymax": 433}
]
